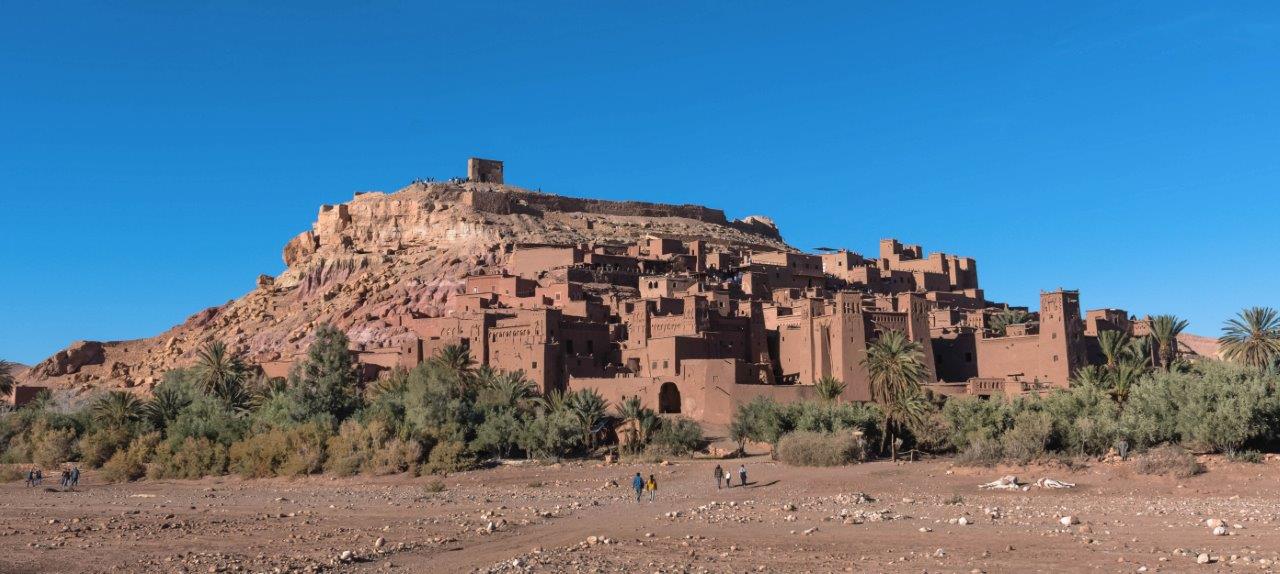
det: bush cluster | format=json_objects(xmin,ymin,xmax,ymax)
[
  {"xmin": 943, "ymin": 361, "xmax": 1280, "ymax": 466},
  {"xmin": 0, "ymin": 325, "xmax": 716, "ymax": 482},
  {"xmin": 1134, "ymin": 444, "xmax": 1204, "ymax": 478},
  {"xmin": 730, "ymin": 360, "xmax": 1280, "ymax": 469},
  {"xmin": 777, "ymin": 431, "xmax": 866, "ymax": 466},
  {"xmin": 730, "ymin": 397, "xmax": 886, "ymax": 465}
]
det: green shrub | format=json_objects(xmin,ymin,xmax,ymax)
[
  {"xmin": 423, "ymin": 440, "xmax": 472, "ymax": 475},
  {"xmin": 731, "ymin": 397, "xmax": 790, "ymax": 451},
  {"xmin": 0, "ymin": 465, "xmax": 26, "ymax": 482},
  {"xmin": 148, "ymin": 437, "xmax": 228, "ymax": 479},
  {"xmin": 1226, "ymin": 449, "xmax": 1264, "ymax": 463},
  {"xmin": 1122, "ymin": 362, "xmax": 1280, "ymax": 453},
  {"xmin": 472, "ymin": 410, "xmax": 522, "ymax": 459},
  {"xmin": 1039, "ymin": 384, "xmax": 1121, "ymax": 456},
  {"xmin": 324, "ymin": 420, "xmax": 381, "ymax": 476},
  {"xmin": 228, "ymin": 422, "xmax": 330, "ymax": 478},
  {"xmin": 516, "ymin": 411, "xmax": 579, "ymax": 460},
  {"xmin": 647, "ymin": 417, "xmax": 704, "ymax": 457},
  {"xmin": 1134, "ymin": 444, "xmax": 1204, "ymax": 478},
  {"xmin": 79, "ymin": 426, "xmax": 134, "ymax": 468},
  {"xmin": 1000, "ymin": 411, "xmax": 1052, "ymax": 464},
  {"xmin": 101, "ymin": 432, "xmax": 160, "ymax": 483},
  {"xmin": 955, "ymin": 435, "xmax": 1004, "ymax": 467},
  {"xmin": 908, "ymin": 411, "xmax": 953, "ymax": 453},
  {"xmin": 0, "ymin": 414, "xmax": 82, "ymax": 466},
  {"xmin": 164, "ymin": 396, "xmax": 245, "ymax": 448},
  {"xmin": 941, "ymin": 383, "xmax": 1123, "ymax": 462},
  {"xmin": 776, "ymin": 431, "xmax": 865, "ymax": 467},
  {"xmin": 368, "ymin": 438, "xmax": 423, "ymax": 475},
  {"xmin": 32, "ymin": 424, "xmax": 79, "ymax": 468},
  {"xmin": 941, "ymin": 396, "xmax": 1006, "ymax": 452},
  {"xmin": 422, "ymin": 479, "xmax": 446, "ymax": 493}
]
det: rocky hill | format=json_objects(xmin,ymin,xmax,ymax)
[{"xmin": 19, "ymin": 181, "xmax": 792, "ymax": 399}]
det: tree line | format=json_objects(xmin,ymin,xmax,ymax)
[
  {"xmin": 0, "ymin": 325, "xmax": 701, "ymax": 481},
  {"xmin": 730, "ymin": 308, "xmax": 1280, "ymax": 466}
]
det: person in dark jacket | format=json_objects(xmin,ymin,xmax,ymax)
[
  {"xmin": 631, "ymin": 472, "xmax": 644, "ymax": 502},
  {"xmin": 738, "ymin": 464, "xmax": 748, "ymax": 487},
  {"xmin": 714, "ymin": 464, "xmax": 724, "ymax": 489}
]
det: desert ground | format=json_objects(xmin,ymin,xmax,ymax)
[{"xmin": 1, "ymin": 455, "xmax": 1278, "ymax": 574}]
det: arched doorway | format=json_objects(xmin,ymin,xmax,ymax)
[{"xmin": 658, "ymin": 382, "xmax": 681, "ymax": 414}]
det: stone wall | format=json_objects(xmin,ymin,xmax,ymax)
[{"xmin": 466, "ymin": 189, "xmax": 730, "ymax": 224}]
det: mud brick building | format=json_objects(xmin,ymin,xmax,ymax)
[{"xmin": 246, "ymin": 158, "xmax": 1193, "ymax": 423}]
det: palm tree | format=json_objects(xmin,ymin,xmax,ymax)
[
  {"xmin": 878, "ymin": 390, "xmax": 931, "ymax": 461},
  {"xmin": 362, "ymin": 368, "xmax": 407, "ymax": 403},
  {"xmin": 430, "ymin": 345, "xmax": 475, "ymax": 382},
  {"xmin": 1096, "ymin": 330, "xmax": 1130, "ymax": 371},
  {"xmin": 566, "ymin": 388, "xmax": 609, "ymax": 450},
  {"xmin": 1072, "ymin": 365, "xmax": 1110, "ymax": 388},
  {"xmin": 1220, "ymin": 307, "xmax": 1280, "ymax": 370},
  {"xmin": 861, "ymin": 330, "xmax": 927, "ymax": 461},
  {"xmin": 988, "ymin": 309, "xmax": 1032, "ymax": 336},
  {"xmin": 249, "ymin": 373, "xmax": 292, "ymax": 410},
  {"xmin": 1110, "ymin": 359, "xmax": 1146, "ymax": 406},
  {"xmin": 91, "ymin": 390, "xmax": 146, "ymax": 428},
  {"xmin": 1148, "ymin": 315, "xmax": 1189, "ymax": 370},
  {"xmin": 636, "ymin": 408, "xmax": 661, "ymax": 447},
  {"xmin": 487, "ymin": 371, "xmax": 537, "ymax": 412},
  {"xmin": 194, "ymin": 341, "xmax": 248, "ymax": 404},
  {"xmin": 615, "ymin": 395, "xmax": 645, "ymax": 453},
  {"xmin": 145, "ymin": 384, "xmax": 191, "ymax": 429},
  {"xmin": 1126, "ymin": 335, "xmax": 1154, "ymax": 368},
  {"xmin": 0, "ymin": 359, "xmax": 17, "ymax": 398},
  {"xmin": 535, "ymin": 388, "xmax": 571, "ymax": 415},
  {"xmin": 814, "ymin": 376, "xmax": 846, "ymax": 403}
]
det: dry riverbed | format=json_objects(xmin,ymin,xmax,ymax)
[{"xmin": 1, "ymin": 456, "xmax": 1278, "ymax": 573}]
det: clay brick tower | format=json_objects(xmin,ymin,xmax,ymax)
[
  {"xmin": 1038, "ymin": 290, "xmax": 1086, "ymax": 387},
  {"xmin": 467, "ymin": 158, "xmax": 504, "ymax": 184}
]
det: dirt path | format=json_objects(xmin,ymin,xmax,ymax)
[{"xmin": 1, "ymin": 456, "xmax": 1278, "ymax": 573}]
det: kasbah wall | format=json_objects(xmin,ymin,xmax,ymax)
[{"xmin": 121, "ymin": 158, "xmax": 1204, "ymax": 422}]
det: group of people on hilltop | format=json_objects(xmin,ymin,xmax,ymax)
[
  {"xmin": 630, "ymin": 463, "xmax": 750, "ymax": 503},
  {"xmin": 23, "ymin": 466, "xmax": 79, "ymax": 488}
]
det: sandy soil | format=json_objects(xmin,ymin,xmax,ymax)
[{"xmin": 1, "ymin": 455, "xmax": 1278, "ymax": 573}]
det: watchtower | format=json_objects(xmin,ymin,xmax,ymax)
[{"xmin": 467, "ymin": 158, "xmax": 504, "ymax": 184}]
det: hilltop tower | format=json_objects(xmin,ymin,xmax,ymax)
[{"xmin": 467, "ymin": 157, "xmax": 504, "ymax": 184}]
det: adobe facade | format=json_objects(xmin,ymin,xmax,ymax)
[
  {"xmin": 262, "ymin": 231, "xmax": 1164, "ymax": 420},
  {"xmin": 254, "ymin": 159, "xmax": 1184, "ymax": 421}
]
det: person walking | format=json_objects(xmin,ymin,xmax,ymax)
[
  {"xmin": 714, "ymin": 464, "xmax": 724, "ymax": 489},
  {"xmin": 25, "ymin": 468, "xmax": 35, "ymax": 488},
  {"xmin": 646, "ymin": 474, "xmax": 657, "ymax": 502},
  {"xmin": 738, "ymin": 464, "xmax": 748, "ymax": 488},
  {"xmin": 60, "ymin": 468, "xmax": 69, "ymax": 488},
  {"xmin": 631, "ymin": 472, "xmax": 644, "ymax": 503},
  {"xmin": 70, "ymin": 466, "xmax": 80, "ymax": 488},
  {"xmin": 725, "ymin": 468, "xmax": 733, "ymax": 488}
]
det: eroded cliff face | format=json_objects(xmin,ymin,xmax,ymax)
[{"xmin": 20, "ymin": 182, "xmax": 792, "ymax": 399}]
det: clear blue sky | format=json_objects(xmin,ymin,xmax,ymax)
[{"xmin": 3, "ymin": 2, "xmax": 1278, "ymax": 364}]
